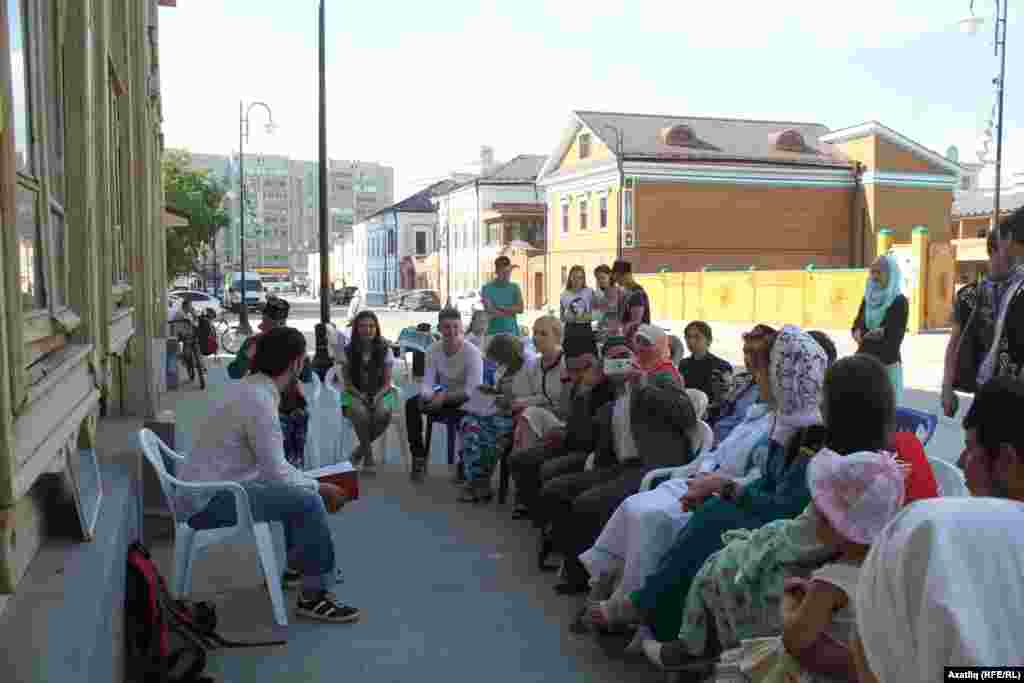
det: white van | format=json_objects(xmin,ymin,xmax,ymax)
[{"xmin": 225, "ymin": 271, "xmax": 266, "ymax": 312}]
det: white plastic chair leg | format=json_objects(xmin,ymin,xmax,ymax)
[
  {"xmin": 173, "ymin": 527, "xmax": 198, "ymax": 598},
  {"xmin": 253, "ymin": 522, "xmax": 289, "ymax": 626}
]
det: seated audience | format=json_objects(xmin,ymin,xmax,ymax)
[
  {"xmin": 592, "ymin": 326, "xmax": 828, "ymax": 640},
  {"xmin": 806, "ymin": 330, "xmax": 838, "ymax": 367},
  {"xmin": 539, "ymin": 330, "xmax": 696, "ymax": 595},
  {"xmin": 642, "ymin": 353, "xmax": 938, "ymax": 673},
  {"xmin": 708, "ymin": 325, "xmax": 775, "ymax": 445},
  {"xmin": 678, "ymin": 321, "xmax": 733, "ymax": 407},
  {"xmin": 466, "ymin": 310, "xmax": 489, "ymax": 350},
  {"xmin": 853, "ymin": 498, "xmax": 1024, "ymax": 683},
  {"xmin": 405, "ymin": 308, "xmax": 483, "ymax": 481},
  {"xmin": 181, "ymin": 327, "xmax": 359, "ymax": 623},
  {"xmin": 511, "ymin": 316, "xmax": 567, "ymax": 452},
  {"xmin": 457, "ymin": 334, "xmax": 534, "ymax": 502},
  {"xmin": 580, "ymin": 326, "xmax": 782, "ymax": 613},
  {"xmin": 339, "ymin": 310, "xmax": 395, "ymax": 474},
  {"xmin": 508, "ymin": 326, "xmax": 615, "ymax": 521},
  {"xmin": 702, "ymin": 449, "xmax": 906, "ymax": 681}
]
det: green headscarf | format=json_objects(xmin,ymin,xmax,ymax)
[{"xmin": 864, "ymin": 253, "xmax": 902, "ymax": 330}]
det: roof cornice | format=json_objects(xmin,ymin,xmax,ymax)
[{"xmin": 820, "ymin": 121, "xmax": 961, "ymax": 176}]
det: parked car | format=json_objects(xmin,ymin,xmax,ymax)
[
  {"xmin": 454, "ymin": 290, "xmax": 483, "ymax": 316},
  {"xmin": 167, "ymin": 289, "xmax": 226, "ymax": 319},
  {"xmin": 225, "ymin": 271, "xmax": 267, "ymax": 312},
  {"xmin": 400, "ymin": 289, "xmax": 442, "ymax": 312},
  {"xmin": 332, "ymin": 286, "xmax": 359, "ymax": 306}
]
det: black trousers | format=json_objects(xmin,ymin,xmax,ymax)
[
  {"xmin": 508, "ymin": 446, "xmax": 588, "ymax": 510},
  {"xmin": 540, "ymin": 460, "xmax": 650, "ymax": 585},
  {"xmin": 405, "ymin": 396, "xmax": 465, "ymax": 461}
]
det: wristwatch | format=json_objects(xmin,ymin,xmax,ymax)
[{"xmin": 721, "ymin": 480, "xmax": 739, "ymax": 502}]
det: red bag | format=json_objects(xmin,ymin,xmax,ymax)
[{"xmin": 202, "ymin": 334, "xmax": 217, "ymax": 356}]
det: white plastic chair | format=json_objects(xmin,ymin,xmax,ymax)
[
  {"xmin": 928, "ymin": 456, "xmax": 969, "ymax": 497},
  {"xmin": 307, "ymin": 366, "xmax": 350, "ymax": 469},
  {"xmin": 639, "ymin": 420, "xmax": 715, "ymax": 491},
  {"xmin": 137, "ymin": 429, "xmax": 289, "ymax": 626},
  {"xmin": 301, "ymin": 372, "xmax": 322, "ymax": 468}
]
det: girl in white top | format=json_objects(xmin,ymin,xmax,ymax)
[
  {"xmin": 560, "ymin": 265, "xmax": 595, "ymax": 325},
  {"xmin": 695, "ymin": 450, "xmax": 906, "ymax": 683}
]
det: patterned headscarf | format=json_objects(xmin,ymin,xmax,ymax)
[
  {"xmin": 768, "ymin": 325, "xmax": 827, "ymax": 444},
  {"xmin": 863, "ymin": 254, "xmax": 902, "ymax": 330}
]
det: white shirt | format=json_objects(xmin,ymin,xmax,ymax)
[
  {"xmin": 560, "ymin": 287, "xmax": 595, "ymax": 323},
  {"xmin": 419, "ymin": 339, "xmax": 484, "ymax": 406},
  {"xmin": 611, "ymin": 387, "xmax": 639, "ymax": 464},
  {"xmin": 178, "ymin": 373, "xmax": 318, "ymax": 516}
]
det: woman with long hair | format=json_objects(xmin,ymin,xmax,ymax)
[
  {"xmin": 561, "ymin": 265, "xmax": 595, "ymax": 326},
  {"xmin": 342, "ymin": 311, "xmax": 396, "ymax": 473},
  {"xmin": 640, "ymin": 353, "xmax": 939, "ymax": 675}
]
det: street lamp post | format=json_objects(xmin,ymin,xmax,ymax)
[
  {"xmin": 602, "ymin": 124, "xmax": 625, "ymax": 261},
  {"xmin": 237, "ymin": 100, "xmax": 277, "ymax": 334},
  {"xmin": 312, "ymin": 0, "xmax": 332, "ymax": 380},
  {"xmin": 961, "ymin": 0, "xmax": 1009, "ymax": 237}
]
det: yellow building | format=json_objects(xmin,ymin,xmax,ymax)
[
  {"xmin": 537, "ymin": 111, "xmax": 960, "ymax": 308},
  {"xmin": 1, "ymin": 0, "xmax": 171, "ymax": 618}
]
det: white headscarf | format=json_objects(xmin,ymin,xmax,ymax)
[
  {"xmin": 856, "ymin": 497, "xmax": 1024, "ymax": 683},
  {"xmin": 767, "ymin": 325, "xmax": 827, "ymax": 445}
]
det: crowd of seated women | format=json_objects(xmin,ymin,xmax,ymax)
[{"xmin": 458, "ymin": 313, "xmax": 1022, "ymax": 681}]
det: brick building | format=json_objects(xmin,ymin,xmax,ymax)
[{"xmin": 537, "ymin": 111, "xmax": 961, "ymax": 307}]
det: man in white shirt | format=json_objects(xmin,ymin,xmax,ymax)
[
  {"xmin": 405, "ymin": 308, "xmax": 484, "ymax": 481},
  {"xmin": 180, "ymin": 327, "xmax": 360, "ymax": 623}
]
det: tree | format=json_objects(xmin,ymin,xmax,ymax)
[{"xmin": 162, "ymin": 149, "xmax": 229, "ymax": 282}]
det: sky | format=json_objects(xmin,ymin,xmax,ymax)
[{"xmin": 158, "ymin": 0, "xmax": 1023, "ymax": 201}]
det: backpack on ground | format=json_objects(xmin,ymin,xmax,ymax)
[{"xmin": 125, "ymin": 542, "xmax": 286, "ymax": 682}]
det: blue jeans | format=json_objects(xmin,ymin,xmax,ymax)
[{"xmin": 188, "ymin": 481, "xmax": 335, "ymax": 593}]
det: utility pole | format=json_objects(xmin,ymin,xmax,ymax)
[{"xmin": 312, "ymin": 0, "xmax": 332, "ymax": 379}]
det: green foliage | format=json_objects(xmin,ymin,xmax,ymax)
[{"xmin": 163, "ymin": 148, "xmax": 230, "ymax": 279}]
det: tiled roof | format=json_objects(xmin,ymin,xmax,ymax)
[
  {"xmin": 379, "ymin": 179, "xmax": 462, "ymax": 216},
  {"xmin": 953, "ymin": 188, "xmax": 1024, "ymax": 218},
  {"xmin": 480, "ymin": 154, "xmax": 547, "ymax": 183},
  {"xmin": 574, "ymin": 110, "xmax": 848, "ymax": 167}
]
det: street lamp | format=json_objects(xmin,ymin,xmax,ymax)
[
  {"xmin": 237, "ymin": 100, "xmax": 277, "ymax": 334},
  {"xmin": 602, "ymin": 124, "xmax": 626, "ymax": 261},
  {"xmin": 959, "ymin": 0, "xmax": 1009, "ymax": 238},
  {"xmin": 312, "ymin": 0, "xmax": 332, "ymax": 380}
]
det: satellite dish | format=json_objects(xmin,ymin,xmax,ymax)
[{"xmin": 946, "ymin": 146, "xmax": 960, "ymax": 163}]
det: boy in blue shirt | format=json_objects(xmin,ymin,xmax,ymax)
[{"xmin": 481, "ymin": 256, "xmax": 524, "ymax": 338}]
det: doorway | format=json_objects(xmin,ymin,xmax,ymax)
[{"xmin": 534, "ymin": 272, "xmax": 544, "ymax": 310}]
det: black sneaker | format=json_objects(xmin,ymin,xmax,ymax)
[{"xmin": 295, "ymin": 591, "xmax": 361, "ymax": 623}]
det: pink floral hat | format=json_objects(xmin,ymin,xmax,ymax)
[{"xmin": 807, "ymin": 449, "xmax": 907, "ymax": 546}]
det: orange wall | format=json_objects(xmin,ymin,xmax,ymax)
[
  {"xmin": 626, "ymin": 181, "xmax": 853, "ymax": 272},
  {"xmin": 875, "ymin": 139, "xmax": 948, "ymax": 174}
]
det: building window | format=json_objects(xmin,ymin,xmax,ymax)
[
  {"xmin": 579, "ymin": 197, "xmax": 588, "ymax": 231},
  {"xmin": 600, "ymin": 195, "xmax": 608, "ymax": 229},
  {"xmin": 415, "ymin": 231, "xmax": 427, "ymax": 256},
  {"xmin": 11, "ymin": 0, "xmax": 67, "ymax": 313},
  {"xmin": 561, "ymin": 202, "xmax": 569, "ymax": 234},
  {"xmin": 561, "ymin": 266, "xmax": 568, "ymax": 286},
  {"xmin": 579, "ymin": 133, "xmax": 591, "ymax": 159}
]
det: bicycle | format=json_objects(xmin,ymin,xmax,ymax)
[
  {"xmin": 220, "ymin": 323, "xmax": 251, "ymax": 355},
  {"xmin": 170, "ymin": 313, "xmax": 207, "ymax": 390}
]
